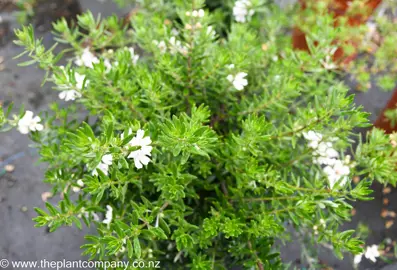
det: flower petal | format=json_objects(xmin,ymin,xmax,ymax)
[
  {"xmin": 134, "ymin": 158, "xmax": 143, "ymax": 169},
  {"xmin": 139, "ymin": 155, "xmax": 151, "ymax": 165},
  {"xmin": 35, "ymin": 124, "xmax": 44, "ymax": 131}
]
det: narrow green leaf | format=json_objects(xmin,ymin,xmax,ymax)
[{"xmin": 133, "ymin": 237, "xmax": 141, "ymax": 258}]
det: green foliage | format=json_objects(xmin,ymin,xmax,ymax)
[
  {"xmin": 14, "ymin": 0, "xmax": 36, "ymax": 25},
  {"xmin": 158, "ymin": 105, "xmax": 218, "ymax": 164},
  {"xmin": 3, "ymin": 0, "xmax": 397, "ymax": 269},
  {"xmin": 384, "ymin": 108, "xmax": 397, "ymax": 128},
  {"xmin": 0, "ymin": 106, "xmax": 5, "ymax": 128},
  {"xmin": 295, "ymin": 0, "xmax": 397, "ymax": 92}
]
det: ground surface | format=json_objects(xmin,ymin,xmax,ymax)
[
  {"xmin": 0, "ymin": 1, "xmax": 126, "ymax": 270},
  {"xmin": 0, "ymin": 1, "xmax": 396, "ymax": 270}
]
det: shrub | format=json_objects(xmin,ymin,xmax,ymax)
[{"xmin": 2, "ymin": 0, "xmax": 397, "ymax": 269}]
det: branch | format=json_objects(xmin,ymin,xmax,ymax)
[{"xmin": 247, "ymin": 240, "xmax": 264, "ymax": 270}]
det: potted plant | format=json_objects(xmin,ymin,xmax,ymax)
[
  {"xmin": 292, "ymin": 0, "xmax": 382, "ymax": 64},
  {"xmin": 1, "ymin": 0, "xmax": 397, "ymax": 268},
  {"xmin": 293, "ymin": 0, "xmax": 397, "ymax": 135}
]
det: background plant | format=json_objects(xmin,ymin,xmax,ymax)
[{"xmin": 294, "ymin": 0, "xmax": 397, "ymax": 92}]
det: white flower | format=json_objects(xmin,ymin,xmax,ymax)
[
  {"xmin": 323, "ymin": 160, "xmax": 350, "ymax": 189},
  {"xmin": 169, "ymin": 37, "xmax": 188, "ymax": 55},
  {"xmin": 321, "ymin": 55, "xmax": 337, "ymax": 70},
  {"xmin": 315, "ymin": 142, "xmax": 339, "ymax": 159},
  {"xmin": 92, "ymin": 154, "xmax": 113, "ymax": 176},
  {"xmin": 303, "ymin": 130, "xmax": 352, "ymax": 188},
  {"xmin": 57, "ymin": 72, "xmax": 86, "ymax": 102},
  {"xmin": 227, "ymin": 64, "xmax": 235, "ymax": 69},
  {"xmin": 103, "ymin": 59, "xmax": 112, "ymax": 73},
  {"xmin": 354, "ymin": 253, "xmax": 363, "ymax": 265},
  {"xmin": 102, "ymin": 154, "xmax": 113, "ymax": 165},
  {"xmin": 169, "ymin": 36, "xmax": 180, "ymax": 52},
  {"xmin": 77, "ymin": 179, "xmax": 84, "ymax": 187},
  {"xmin": 314, "ymin": 156, "xmax": 337, "ymax": 166},
  {"xmin": 103, "ymin": 205, "xmax": 113, "ymax": 225},
  {"xmin": 91, "ymin": 212, "xmax": 100, "ymax": 221},
  {"xmin": 319, "ymin": 219, "xmax": 326, "ymax": 226},
  {"xmin": 17, "ymin": 110, "xmax": 44, "ymax": 134},
  {"xmin": 303, "ymin": 130, "xmax": 322, "ymax": 143},
  {"xmin": 320, "ymin": 47, "xmax": 338, "ymax": 70},
  {"xmin": 206, "ymin": 26, "xmax": 216, "ymax": 38},
  {"xmin": 303, "ymin": 131, "xmax": 340, "ymax": 165},
  {"xmin": 364, "ymin": 245, "xmax": 380, "ymax": 263},
  {"xmin": 59, "ymin": 89, "xmax": 82, "ymax": 101},
  {"xmin": 303, "ymin": 130, "xmax": 323, "ymax": 149},
  {"xmin": 72, "ymin": 179, "xmax": 85, "ymax": 192},
  {"xmin": 93, "ymin": 162, "xmax": 109, "ymax": 176},
  {"xmin": 194, "ymin": 9, "xmax": 204, "ymax": 18},
  {"xmin": 227, "ymin": 72, "xmax": 248, "ymax": 91},
  {"xmin": 127, "ymin": 129, "xmax": 153, "ymax": 169},
  {"xmin": 128, "ymin": 47, "xmax": 139, "ymax": 65},
  {"xmin": 79, "ymin": 208, "xmax": 100, "ymax": 222},
  {"xmin": 233, "ymin": 0, "xmax": 254, "ymax": 23},
  {"xmin": 248, "ymin": 181, "xmax": 257, "ymax": 189},
  {"xmin": 190, "ymin": 9, "xmax": 205, "ymax": 18},
  {"xmin": 74, "ymin": 73, "xmax": 86, "ymax": 89},
  {"xmin": 153, "ymin": 40, "xmax": 167, "ymax": 53},
  {"xmin": 333, "ymin": 160, "xmax": 350, "ymax": 177},
  {"xmin": 179, "ymin": 46, "xmax": 188, "ymax": 56},
  {"xmin": 171, "ymin": 28, "xmax": 179, "ymax": 36},
  {"xmin": 74, "ymin": 48, "xmax": 99, "ymax": 68}
]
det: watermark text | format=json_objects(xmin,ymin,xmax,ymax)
[{"xmin": 0, "ymin": 258, "xmax": 161, "ymax": 269}]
